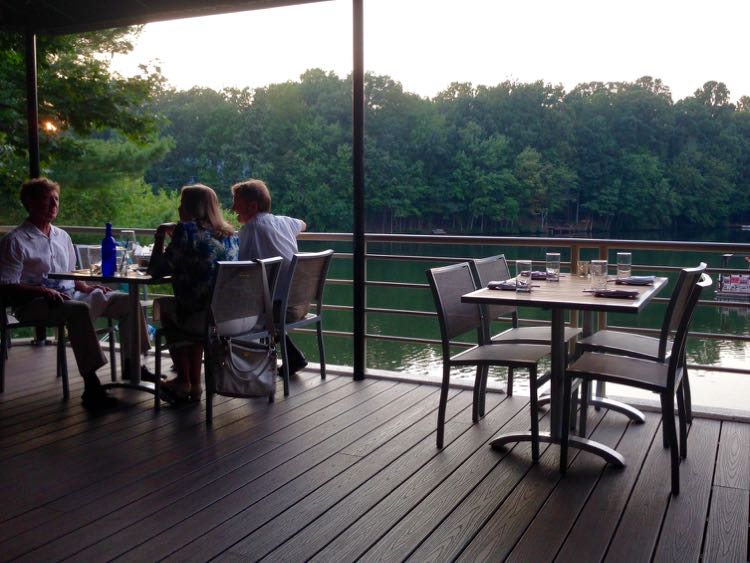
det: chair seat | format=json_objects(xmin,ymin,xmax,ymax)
[
  {"xmin": 567, "ymin": 351, "xmax": 680, "ymax": 393},
  {"xmin": 452, "ymin": 343, "xmax": 550, "ymax": 368},
  {"xmin": 578, "ymin": 329, "xmax": 670, "ymax": 360},
  {"xmin": 492, "ymin": 325, "xmax": 581, "ymax": 345}
]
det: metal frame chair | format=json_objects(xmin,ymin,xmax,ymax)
[
  {"xmin": 560, "ymin": 265, "xmax": 711, "ymax": 495},
  {"xmin": 576, "ymin": 262, "xmax": 709, "ymax": 423},
  {"xmin": 1, "ymin": 294, "xmax": 69, "ymax": 399},
  {"xmin": 275, "ymin": 249, "xmax": 334, "ymax": 397},
  {"xmin": 426, "ymin": 261, "xmax": 551, "ymax": 457},
  {"xmin": 470, "ymin": 254, "xmax": 581, "ymax": 395},
  {"xmin": 154, "ymin": 259, "xmax": 282, "ymax": 418}
]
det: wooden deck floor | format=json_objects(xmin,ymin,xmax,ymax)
[{"xmin": 0, "ymin": 343, "xmax": 748, "ymax": 562}]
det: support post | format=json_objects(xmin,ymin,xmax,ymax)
[
  {"xmin": 25, "ymin": 29, "xmax": 47, "ymax": 344},
  {"xmin": 352, "ymin": 0, "xmax": 365, "ymax": 380}
]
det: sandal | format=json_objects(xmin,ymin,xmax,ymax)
[{"xmin": 160, "ymin": 378, "xmax": 192, "ymax": 403}]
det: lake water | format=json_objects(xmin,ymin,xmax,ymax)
[{"xmin": 296, "ymin": 228, "xmax": 750, "ymax": 414}]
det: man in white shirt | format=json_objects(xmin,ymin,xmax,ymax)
[
  {"xmin": 0, "ymin": 178, "xmax": 151, "ymax": 409},
  {"xmin": 231, "ymin": 179, "xmax": 308, "ymax": 374}
]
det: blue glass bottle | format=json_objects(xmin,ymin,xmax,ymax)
[{"xmin": 101, "ymin": 223, "xmax": 117, "ymax": 277}]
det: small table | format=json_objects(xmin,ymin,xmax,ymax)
[
  {"xmin": 49, "ymin": 268, "xmax": 168, "ymax": 406},
  {"xmin": 462, "ymin": 274, "xmax": 668, "ymax": 466}
]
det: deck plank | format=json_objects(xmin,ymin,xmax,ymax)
[
  {"xmin": 554, "ymin": 412, "xmax": 661, "ymax": 563},
  {"xmin": 704, "ymin": 486, "xmax": 749, "ymax": 563},
  {"xmin": 0, "ymin": 344, "xmax": 748, "ymax": 563},
  {"xmin": 652, "ymin": 418, "xmax": 721, "ymax": 562},
  {"xmin": 714, "ymin": 421, "xmax": 750, "ymax": 490}
]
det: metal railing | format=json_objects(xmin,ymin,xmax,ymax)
[{"xmin": 3, "ymin": 226, "xmax": 749, "ymax": 379}]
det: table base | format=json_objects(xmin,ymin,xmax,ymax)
[
  {"xmin": 590, "ymin": 396, "xmax": 645, "ymax": 423},
  {"xmin": 101, "ymin": 380, "xmax": 161, "ymax": 409},
  {"xmin": 489, "ymin": 431, "xmax": 625, "ymax": 467}
]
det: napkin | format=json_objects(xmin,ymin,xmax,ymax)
[
  {"xmin": 594, "ymin": 289, "xmax": 639, "ymax": 299},
  {"xmin": 487, "ymin": 280, "xmax": 517, "ymax": 291},
  {"xmin": 615, "ymin": 275, "xmax": 655, "ymax": 286},
  {"xmin": 530, "ymin": 271, "xmax": 548, "ymax": 280}
]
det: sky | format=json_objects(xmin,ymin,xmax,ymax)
[{"xmin": 111, "ymin": 0, "xmax": 750, "ymax": 103}]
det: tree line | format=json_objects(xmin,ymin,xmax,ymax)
[{"xmin": 2, "ymin": 28, "xmax": 750, "ymax": 234}]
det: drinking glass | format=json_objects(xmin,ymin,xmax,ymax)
[
  {"xmin": 617, "ymin": 252, "xmax": 632, "ymax": 279},
  {"xmin": 515, "ymin": 259, "xmax": 532, "ymax": 292},
  {"xmin": 577, "ymin": 260, "xmax": 590, "ymax": 278},
  {"xmin": 545, "ymin": 252, "xmax": 561, "ymax": 281},
  {"xmin": 590, "ymin": 260, "xmax": 609, "ymax": 291}
]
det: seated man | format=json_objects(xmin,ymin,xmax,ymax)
[
  {"xmin": 0, "ymin": 177, "xmax": 152, "ymax": 409},
  {"xmin": 231, "ymin": 178, "xmax": 308, "ymax": 374}
]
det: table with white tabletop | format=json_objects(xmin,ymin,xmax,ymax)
[
  {"xmin": 49, "ymin": 268, "xmax": 169, "ymax": 407},
  {"xmin": 462, "ymin": 273, "xmax": 668, "ymax": 465}
]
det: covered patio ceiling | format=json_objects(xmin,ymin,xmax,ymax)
[
  {"xmin": 0, "ymin": 0, "xmax": 329, "ymax": 34},
  {"xmin": 0, "ymin": 0, "xmax": 367, "ymax": 379}
]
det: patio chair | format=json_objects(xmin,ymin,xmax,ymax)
[
  {"xmin": 576, "ymin": 262, "xmax": 708, "ymax": 423},
  {"xmin": 274, "ymin": 249, "xmax": 335, "ymax": 397},
  {"xmin": 470, "ymin": 255, "xmax": 581, "ymax": 395},
  {"xmin": 74, "ymin": 244, "xmax": 120, "ymax": 381},
  {"xmin": 560, "ymin": 266, "xmax": 711, "ymax": 495},
  {"xmin": 154, "ymin": 259, "xmax": 280, "ymax": 417},
  {"xmin": 1, "ymin": 293, "xmax": 69, "ymax": 398},
  {"xmin": 426, "ymin": 262, "xmax": 551, "ymax": 456}
]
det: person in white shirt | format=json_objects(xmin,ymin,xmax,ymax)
[
  {"xmin": 0, "ymin": 178, "xmax": 151, "ymax": 409},
  {"xmin": 231, "ymin": 179, "xmax": 308, "ymax": 374}
]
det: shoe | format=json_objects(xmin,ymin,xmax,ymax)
[
  {"xmin": 81, "ymin": 388, "xmax": 119, "ymax": 410},
  {"xmin": 281, "ymin": 358, "xmax": 308, "ymax": 376},
  {"xmin": 159, "ymin": 378, "xmax": 196, "ymax": 404}
]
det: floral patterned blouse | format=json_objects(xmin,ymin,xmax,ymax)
[{"xmin": 150, "ymin": 221, "xmax": 239, "ymax": 320}]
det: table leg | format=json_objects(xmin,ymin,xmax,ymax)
[{"xmin": 128, "ymin": 283, "xmax": 141, "ymax": 384}]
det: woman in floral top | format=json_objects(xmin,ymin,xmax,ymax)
[{"xmin": 148, "ymin": 184, "xmax": 239, "ymax": 402}]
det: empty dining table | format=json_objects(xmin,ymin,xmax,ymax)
[{"xmin": 462, "ymin": 272, "xmax": 668, "ymax": 466}]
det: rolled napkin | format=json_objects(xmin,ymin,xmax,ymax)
[
  {"xmin": 488, "ymin": 280, "xmax": 517, "ymax": 291},
  {"xmin": 530, "ymin": 271, "xmax": 548, "ymax": 280},
  {"xmin": 615, "ymin": 275, "xmax": 655, "ymax": 286},
  {"xmin": 594, "ymin": 289, "xmax": 640, "ymax": 299}
]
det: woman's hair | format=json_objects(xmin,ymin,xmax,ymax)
[
  {"xmin": 20, "ymin": 177, "xmax": 59, "ymax": 211},
  {"xmin": 179, "ymin": 184, "xmax": 234, "ymax": 238},
  {"xmin": 230, "ymin": 179, "xmax": 272, "ymax": 213}
]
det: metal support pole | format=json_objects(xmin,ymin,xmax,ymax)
[
  {"xmin": 25, "ymin": 29, "xmax": 40, "ymax": 179},
  {"xmin": 25, "ymin": 29, "xmax": 47, "ymax": 344},
  {"xmin": 352, "ymin": 0, "xmax": 365, "ymax": 380}
]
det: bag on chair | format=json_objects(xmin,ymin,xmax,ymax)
[
  {"xmin": 209, "ymin": 335, "xmax": 277, "ymax": 398},
  {"xmin": 207, "ymin": 260, "xmax": 278, "ymax": 400}
]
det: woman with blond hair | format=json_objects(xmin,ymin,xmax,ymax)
[{"xmin": 148, "ymin": 183, "xmax": 239, "ymax": 402}]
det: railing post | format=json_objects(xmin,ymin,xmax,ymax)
[{"xmin": 352, "ymin": 0, "xmax": 365, "ymax": 380}]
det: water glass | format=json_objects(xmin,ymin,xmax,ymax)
[
  {"xmin": 515, "ymin": 259, "xmax": 532, "ymax": 292},
  {"xmin": 590, "ymin": 260, "xmax": 609, "ymax": 291},
  {"xmin": 545, "ymin": 252, "xmax": 561, "ymax": 281},
  {"xmin": 617, "ymin": 252, "xmax": 632, "ymax": 279},
  {"xmin": 577, "ymin": 260, "xmax": 590, "ymax": 278}
]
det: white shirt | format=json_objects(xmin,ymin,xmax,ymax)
[
  {"xmin": 0, "ymin": 220, "xmax": 75, "ymax": 293},
  {"xmin": 238, "ymin": 212, "xmax": 305, "ymax": 300}
]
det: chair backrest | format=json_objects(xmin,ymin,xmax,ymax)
[
  {"xmin": 258, "ymin": 256, "xmax": 283, "ymax": 302},
  {"xmin": 282, "ymin": 249, "xmax": 335, "ymax": 323},
  {"xmin": 75, "ymin": 244, "xmax": 101, "ymax": 269},
  {"xmin": 470, "ymin": 255, "xmax": 518, "ymax": 326},
  {"xmin": 426, "ymin": 262, "xmax": 483, "ymax": 359},
  {"xmin": 666, "ymin": 270, "xmax": 712, "ymax": 388},
  {"xmin": 657, "ymin": 262, "xmax": 707, "ymax": 359},
  {"xmin": 210, "ymin": 260, "xmax": 273, "ymax": 338}
]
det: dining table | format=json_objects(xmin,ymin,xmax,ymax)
[
  {"xmin": 48, "ymin": 267, "xmax": 168, "ymax": 407},
  {"xmin": 462, "ymin": 272, "xmax": 668, "ymax": 466}
]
